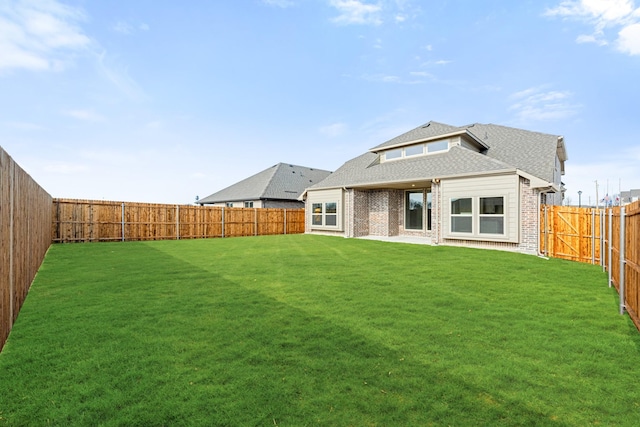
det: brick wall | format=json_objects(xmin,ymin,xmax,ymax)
[
  {"xmin": 353, "ymin": 189, "xmax": 369, "ymax": 237},
  {"xmin": 368, "ymin": 190, "xmax": 390, "ymax": 236},
  {"xmin": 519, "ymin": 177, "xmax": 540, "ymax": 253}
]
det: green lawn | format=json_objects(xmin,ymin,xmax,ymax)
[{"xmin": 1, "ymin": 235, "xmax": 639, "ymax": 426}]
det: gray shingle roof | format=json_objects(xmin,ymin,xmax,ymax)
[
  {"xmin": 309, "ymin": 121, "xmax": 565, "ymax": 191},
  {"xmin": 199, "ymin": 163, "xmax": 332, "ymax": 204},
  {"xmin": 309, "ymin": 146, "xmax": 513, "ymax": 190},
  {"xmin": 372, "ymin": 121, "xmax": 464, "ymax": 149}
]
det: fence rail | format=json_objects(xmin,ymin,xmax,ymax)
[
  {"xmin": 52, "ymin": 199, "xmax": 305, "ymax": 243},
  {"xmin": 541, "ymin": 202, "xmax": 640, "ymax": 331},
  {"xmin": 1, "ymin": 147, "xmax": 52, "ymax": 352}
]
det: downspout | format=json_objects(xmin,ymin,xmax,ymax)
[
  {"xmin": 343, "ymin": 187, "xmax": 349, "ymax": 238},
  {"xmin": 537, "ymin": 189, "xmax": 556, "ymax": 259}
]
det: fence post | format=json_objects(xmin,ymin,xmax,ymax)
[
  {"xmin": 600, "ymin": 209, "xmax": 605, "ymax": 270},
  {"xmin": 121, "ymin": 202, "xmax": 125, "ymax": 242},
  {"xmin": 8, "ymin": 159, "xmax": 15, "ymax": 329},
  {"xmin": 591, "ymin": 209, "xmax": 596, "ymax": 264},
  {"xmin": 619, "ymin": 206, "xmax": 626, "ymax": 315},
  {"xmin": 176, "ymin": 205, "xmax": 180, "ymax": 240},
  {"xmin": 221, "ymin": 207, "xmax": 225, "ymax": 238},
  {"xmin": 284, "ymin": 209, "xmax": 287, "ymax": 235},
  {"xmin": 608, "ymin": 208, "xmax": 613, "ymax": 288},
  {"xmin": 543, "ymin": 205, "xmax": 548, "ymax": 257},
  {"xmin": 255, "ymin": 208, "xmax": 258, "ymax": 236}
]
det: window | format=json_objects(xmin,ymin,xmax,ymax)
[
  {"xmin": 405, "ymin": 145, "xmax": 424, "ymax": 157},
  {"xmin": 404, "ymin": 189, "xmax": 432, "ymax": 231},
  {"xmin": 451, "ymin": 198, "xmax": 473, "ymax": 233},
  {"xmin": 312, "ymin": 203, "xmax": 323, "ymax": 226},
  {"xmin": 427, "ymin": 191, "xmax": 432, "ymax": 231},
  {"xmin": 427, "ymin": 139, "xmax": 449, "ymax": 153},
  {"xmin": 450, "ymin": 196, "xmax": 505, "ymax": 235},
  {"xmin": 325, "ymin": 202, "xmax": 337, "ymax": 226},
  {"xmin": 382, "ymin": 139, "xmax": 449, "ymax": 163},
  {"xmin": 244, "ymin": 201, "xmax": 254, "ymax": 208},
  {"xmin": 405, "ymin": 191, "xmax": 423, "ymax": 230},
  {"xmin": 312, "ymin": 202, "xmax": 338, "ymax": 227},
  {"xmin": 385, "ymin": 148, "xmax": 402, "ymax": 160},
  {"xmin": 226, "ymin": 202, "xmax": 234, "ymax": 207},
  {"xmin": 479, "ymin": 197, "xmax": 504, "ymax": 234}
]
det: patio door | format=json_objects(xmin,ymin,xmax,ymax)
[{"xmin": 405, "ymin": 189, "xmax": 431, "ymax": 230}]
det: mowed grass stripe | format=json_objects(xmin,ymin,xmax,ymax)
[{"xmin": 0, "ymin": 235, "xmax": 638, "ymax": 426}]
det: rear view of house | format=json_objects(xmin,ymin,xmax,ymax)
[{"xmin": 302, "ymin": 121, "xmax": 567, "ymax": 254}]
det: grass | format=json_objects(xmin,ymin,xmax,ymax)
[{"xmin": 1, "ymin": 234, "xmax": 639, "ymax": 426}]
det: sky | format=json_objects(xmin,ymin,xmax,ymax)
[{"xmin": 1, "ymin": 0, "xmax": 639, "ymax": 206}]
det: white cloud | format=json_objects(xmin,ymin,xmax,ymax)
[
  {"xmin": 509, "ymin": 86, "xmax": 581, "ymax": 122},
  {"xmin": 63, "ymin": 109, "xmax": 106, "ymax": 122},
  {"xmin": 329, "ymin": 0, "xmax": 383, "ymax": 25},
  {"xmin": 617, "ymin": 22, "xmax": 640, "ymax": 53},
  {"xmin": 95, "ymin": 50, "xmax": 146, "ymax": 101},
  {"xmin": 545, "ymin": 0, "xmax": 640, "ymax": 55},
  {"xmin": 0, "ymin": 0, "xmax": 91, "ymax": 71},
  {"xmin": 113, "ymin": 21, "xmax": 133, "ymax": 35},
  {"xmin": 319, "ymin": 122, "xmax": 348, "ymax": 137},
  {"xmin": 113, "ymin": 20, "xmax": 150, "ymax": 35},
  {"xmin": 576, "ymin": 33, "xmax": 608, "ymax": 45}
]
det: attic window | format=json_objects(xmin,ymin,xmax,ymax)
[
  {"xmin": 382, "ymin": 139, "xmax": 449, "ymax": 162},
  {"xmin": 385, "ymin": 148, "xmax": 402, "ymax": 160},
  {"xmin": 427, "ymin": 139, "xmax": 448, "ymax": 153}
]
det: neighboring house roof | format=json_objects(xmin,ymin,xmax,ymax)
[
  {"xmin": 199, "ymin": 163, "xmax": 332, "ymax": 204},
  {"xmin": 308, "ymin": 121, "xmax": 567, "ymax": 192}
]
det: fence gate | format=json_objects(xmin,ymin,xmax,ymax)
[{"xmin": 541, "ymin": 205, "xmax": 601, "ymax": 264}]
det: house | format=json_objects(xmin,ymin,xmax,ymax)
[
  {"xmin": 620, "ymin": 189, "xmax": 640, "ymax": 205},
  {"xmin": 198, "ymin": 163, "xmax": 332, "ymax": 209},
  {"xmin": 302, "ymin": 121, "xmax": 568, "ymax": 254}
]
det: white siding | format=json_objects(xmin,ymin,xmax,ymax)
[
  {"xmin": 441, "ymin": 174, "xmax": 519, "ymax": 243},
  {"xmin": 306, "ymin": 188, "xmax": 345, "ymax": 231}
]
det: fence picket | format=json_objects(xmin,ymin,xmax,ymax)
[{"xmin": 51, "ymin": 199, "xmax": 305, "ymax": 243}]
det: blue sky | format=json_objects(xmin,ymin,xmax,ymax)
[{"xmin": 1, "ymin": 0, "xmax": 639, "ymax": 205}]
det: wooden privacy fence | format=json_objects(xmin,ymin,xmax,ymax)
[
  {"xmin": 1, "ymin": 147, "xmax": 52, "ymax": 352},
  {"xmin": 541, "ymin": 202, "xmax": 640, "ymax": 331},
  {"xmin": 52, "ymin": 199, "xmax": 305, "ymax": 243}
]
